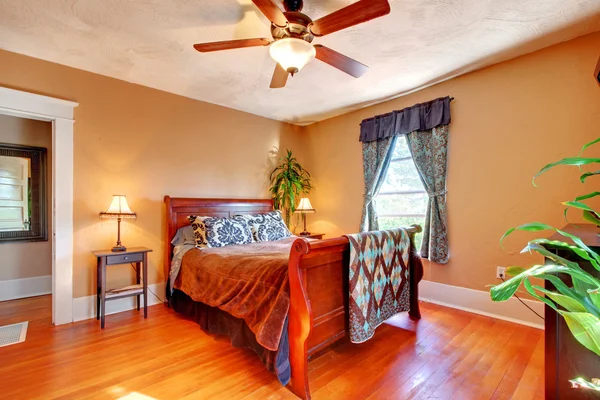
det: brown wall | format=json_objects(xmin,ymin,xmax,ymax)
[
  {"xmin": 0, "ymin": 115, "xmax": 52, "ymax": 281},
  {"xmin": 0, "ymin": 31, "xmax": 598, "ymax": 299},
  {"xmin": 303, "ymin": 32, "xmax": 600, "ymax": 292},
  {"xmin": 0, "ymin": 50, "xmax": 305, "ymax": 297}
]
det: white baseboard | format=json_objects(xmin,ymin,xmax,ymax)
[
  {"xmin": 419, "ymin": 280, "xmax": 544, "ymax": 330},
  {"xmin": 69, "ymin": 280, "xmax": 542, "ymax": 329},
  {"xmin": 0, "ymin": 275, "xmax": 52, "ymax": 301},
  {"xmin": 72, "ymin": 282, "xmax": 166, "ymax": 322}
]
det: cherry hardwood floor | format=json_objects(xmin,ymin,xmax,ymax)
[{"xmin": 0, "ymin": 296, "xmax": 544, "ymax": 400}]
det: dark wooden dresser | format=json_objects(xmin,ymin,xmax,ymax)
[{"xmin": 545, "ymin": 224, "xmax": 600, "ymax": 399}]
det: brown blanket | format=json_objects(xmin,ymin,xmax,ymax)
[{"xmin": 174, "ymin": 238, "xmax": 295, "ymax": 351}]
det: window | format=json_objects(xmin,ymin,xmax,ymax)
[{"xmin": 376, "ymin": 136, "xmax": 426, "ymax": 249}]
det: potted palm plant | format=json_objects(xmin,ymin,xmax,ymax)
[
  {"xmin": 491, "ymin": 138, "xmax": 600, "ymax": 392},
  {"xmin": 269, "ymin": 149, "xmax": 313, "ymax": 228}
]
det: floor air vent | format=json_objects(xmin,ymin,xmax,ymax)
[{"xmin": 0, "ymin": 321, "xmax": 28, "ymax": 347}]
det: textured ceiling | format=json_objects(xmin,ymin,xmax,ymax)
[{"xmin": 0, "ymin": 0, "xmax": 599, "ymax": 125}]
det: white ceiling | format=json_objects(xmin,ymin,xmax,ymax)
[{"xmin": 0, "ymin": 0, "xmax": 599, "ymax": 125}]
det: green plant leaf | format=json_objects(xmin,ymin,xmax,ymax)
[
  {"xmin": 556, "ymin": 231, "xmax": 600, "ymax": 270},
  {"xmin": 521, "ymin": 242, "xmax": 580, "ymax": 269},
  {"xmin": 520, "ymin": 244, "xmax": 596, "ymax": 304},
  {"xmin": 505, "ymin": 266, "xmax": 526, "ymax": 276},
  {"xmin": 580, "ymin": 171, "xmax": 600, "ymax": 183},
  {"xmin": 582, "ymin": 210, "xmax": 600, "ymax": 226},
  {"xmin": 538, "ymin": 273, "xmax": 582, "ymax": 301},
  {"xmin": 578, "ymin": 137, "xmax": 600, "ymax": 156},
  {"xmin": 531, "ymin": 285, "xmax": 587, "ymax": 312},
  {"xmin": 563, "ymin": 201, "xmax": 595, "ymax": 212},
  {"xmin": 502, "ymin": 223, "xmax": 600, "ymax": 270},
  {"xmin": 500, "ymin": 222, "xmax": 554, "ymax": 246},
  {"xmin": 491, "ymin": 264, "xmax": 554, "ymax": 302},
  {"xmin": 563, "ymin": 196, "xmax": 600, "ymax": 223},
  {"xmin": 589, "ymin": 288, "xmax": 600, "ymax": 310},
  {"xmin": 490, "ymin": 264, "xmax": 600, "ymax": 302},
  {"xmin": 575, "ymin": 192, "xmax": 600, "ymax": 202},
  {"xmin": 533, "ymin": 157, "xmax": 600, "ymax": 186},
  {"xmin": 523, "ymin": 278, "xmax": 558, "ymax": 310},
  {"xmin": 557, "ymin": 311, "xmax": 600, "ymax": 356},
  {"xmin": 529, "ymin": 238, "xmax": 600, "ymax": 271}
]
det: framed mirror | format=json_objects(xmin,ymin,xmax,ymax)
[{"xmin": 0, "ymin": 143, "xmax": 47, "ymax": 242}]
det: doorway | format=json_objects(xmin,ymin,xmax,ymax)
[
  {"xmin": 0, "ymin": 86, "xmax": 77, "ymax": 325},
  {"xmin": 0, "ymin": 115, "xmax": 52, "ymax": 327}
]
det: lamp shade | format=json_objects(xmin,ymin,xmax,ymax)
[
  {"xmin": 295, "ymin": 197, "xmax": 315, "ymax": 214},
  {"xmin": 100, "ymin": 195, "xmax": 137, "ymax": 220},
  {"xmin": 269, "ymin": 38, "xmax": 316, "ymax": 74}
]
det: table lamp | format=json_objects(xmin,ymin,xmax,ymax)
[
  {"xmin": 295, "ymin": 197, "xmax": 315, "ymax": 236},
  {"xmin": 99, "ymin": 195, "xmax": 137, "ymax": 252}
]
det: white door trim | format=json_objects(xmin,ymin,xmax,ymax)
[{"xmin": 0, "ymin": 86, "xmax": 78, "ymax": 325}]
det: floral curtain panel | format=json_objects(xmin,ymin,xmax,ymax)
[
  {"xmin": 359, "ymin": 96, "xmax": 451, "ymax": 263},
  {"xmin": 407, "ymin": 126, "xmax": 449, "ymax": 263},
  {"xmin": 360, "ymin": 135, "xmax": 397, "ymax": 231}
]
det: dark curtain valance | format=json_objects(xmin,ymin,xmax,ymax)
[{"xmin": 359, "ymin": 96, "xmax": 452, "ymax": 143}]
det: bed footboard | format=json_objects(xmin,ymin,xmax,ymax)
[{"xmin": 287, "ymin": 226, "xmax": 423, "ymax": 400}]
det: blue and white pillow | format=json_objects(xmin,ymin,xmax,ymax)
[
  {"xmin": 188, "ymin": 215, "xmax": 253, "ymax": 248},
  {"xmin": 243, "ymin": 210, "xmax": 292, "ymax": 242}
]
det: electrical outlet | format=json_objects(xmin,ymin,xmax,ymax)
[{"xmin": 496, "ymin": 266, "xmax": 506, "ymax": 280}]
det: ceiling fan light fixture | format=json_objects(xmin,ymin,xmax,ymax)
[{"xmin": 269, "ymin": 38, "xmax": 316, "ymax": 75}]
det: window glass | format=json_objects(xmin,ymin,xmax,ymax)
[{"xmin": 376, "ymin": 136, "xmax": 427, "ymax": 250}]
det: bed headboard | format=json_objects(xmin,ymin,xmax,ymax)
[{"xmin": 163, "ymin": 196, "xmax": 273, "ymax": 288}]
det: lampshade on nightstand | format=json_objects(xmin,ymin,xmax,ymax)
[
  {"xmin": 100, "ymin": 195, "xmax": 137, "ymax": 252},
  {"xmin": 295, "ymin": 197, "xmax": 315, "ymax": 236}
]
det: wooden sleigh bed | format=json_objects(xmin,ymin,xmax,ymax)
[{"xmin": 164, "ymin": 196, "xmax": 423, "ymax": 400}]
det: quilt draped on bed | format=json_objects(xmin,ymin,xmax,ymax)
[
  {"xmin": 174, "ymin": 238, "xmax": 293, "ymax": 351},
  {"xmin": 345, "ymin": 228, "xmax": 412, "ymax": 343}
]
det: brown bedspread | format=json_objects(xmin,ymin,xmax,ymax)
[{"xmin": 174, "ymin": 237, "xmax": 295, "ymax": 351}]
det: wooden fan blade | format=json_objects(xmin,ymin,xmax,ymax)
[
  {"xmin": 252, "ymin": 0, "xmax": 288, "ymax": 27},
  {"xmin": 193, "ymin": 38, "xmax": 270, "ymax": 52},
  {"xmin": 310, "ymin": 0, "xmax": 391, "ymax": 37},
  {"xmin": 314, "ymin": 45, "xmax": 368, "ymax": 78},
  {"xmin": 270, "ymin": 63, "xmax": 289, "ymax": 88}
]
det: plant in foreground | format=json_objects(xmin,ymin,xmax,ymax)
[{"xmin": 491, "ymin": 138, "xmax": 600, "ymax": 391}]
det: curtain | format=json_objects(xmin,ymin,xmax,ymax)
[
  {"xmin": 360, "ymin": 135, "xmax": 397, "ymax": 232},
  {"xmin": 406, "ymin": 125, "xmax": 449, "ymax": 263},
  {"xmin": 360, "ymin": 96, "xmax": 451, "ymax": 143}
]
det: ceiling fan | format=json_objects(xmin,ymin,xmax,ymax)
[{"xmin": 193, "ymin": 0, "xmax": 391, "ymax": 88}]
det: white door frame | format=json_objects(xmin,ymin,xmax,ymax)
[{"xmin": 0, "ymin": 86, "xmax": 78, "ymax": 325}]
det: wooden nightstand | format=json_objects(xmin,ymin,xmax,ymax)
[
  {"xmin": 92, "ymin": 247, "xmax": 153, "ymax": 328},
  {"xmin": 299, "ymin": 233, "xmax": 324, "ymax": 240}
]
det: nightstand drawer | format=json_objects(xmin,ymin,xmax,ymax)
[{"xmin": 106, "ymin": 252, "xmax": 144, "ymax": 265}]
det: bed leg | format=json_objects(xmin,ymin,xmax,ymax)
[{"xmin": 289, "ymin": 360, "xmax": 311, "ymax": 400}]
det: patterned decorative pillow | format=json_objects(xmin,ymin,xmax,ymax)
[
  {"xmin": 188, "ymin": 215, "xmax": 253, "ymax": 248},
  {"xmin": 244, "ymin": 210, "xmax": 292, "ymax": 242},
  {"xmin": 187, "ymin": 215, "xmax": 210, "ymax": 248}
]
